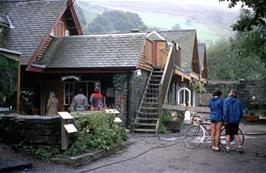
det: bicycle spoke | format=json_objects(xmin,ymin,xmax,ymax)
[
  {"xmin": 184, "ymin": 125, "xmax": 204, "ymax": 149},
  {"xmin": 220, "ymin": 127, "xmax": 245, "ymax": 151}
]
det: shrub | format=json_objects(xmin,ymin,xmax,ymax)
[
  {"xmin": 12, "ymin": 143, "xmax": 60, "ymax": 161},
  {"xmin": 64, "ymin": 112, "xmax": 128, "ymax": 156},
  {"xmin": 12, "ymin": 112, "xmax": 128, "ymax": 159}
]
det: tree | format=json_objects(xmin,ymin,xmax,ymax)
[
  {"xmin": 220, "ymin": 1, "xmax": 266, "ymax": 66},
  {"xmin": 230, "ymin": 26, "xmax": 266, "ymax": 65},
  {"xmin": 207, "ymin": 40, "xmax": 266, "ymax": 80},
  {"xmin": 171, "ymin": 23, "xmax": 181, "ymax": 30},
  {"xmin": 87, "ymin": 10, "xmax": 147, "ymax": 33},
  {"xmin": 219, "ymin": 0, "xmax": 266, "ymax": 31}
]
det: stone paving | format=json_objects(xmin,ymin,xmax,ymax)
[{"xmin": 1, "ymin": 123, "xmax": 266, "ymax": 173}]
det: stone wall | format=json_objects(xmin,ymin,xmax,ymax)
[
  {"xmin": 0, "ymin": 114, "xmax": 60, "ymax": 145},
  {"xmin": 113, "ymin": 70, "xmax": 149, "ymax": 128},
  {"xmin": 206, "ymin": 79, "xmax": 266, "ymax": 108},
  {"xmin": 113, "ymin": 73, "xmax": 130, "ymax": 127},
  {"xmin": 129, "ymin": 70, "xmax": 150, "ymax": 126}
]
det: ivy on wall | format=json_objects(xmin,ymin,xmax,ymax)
[
  {"xmin": 192, "ymin": 80, "xmax": 206, "ymax": 94},
  {"xmin": 113, "ymin": 74, "xmax": 127, "ymax": 90},
  {"xmin": 0, "ymin": 55, "xmax": 18, "ymax": 109}
]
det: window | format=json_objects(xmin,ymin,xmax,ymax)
[
  {"xmin": 64, "ymin": 82, "xmax": 74, "ymax": 105},
  {"xmin": 177, "ymin": 87, "xmax": 191, "ymax": 106}
]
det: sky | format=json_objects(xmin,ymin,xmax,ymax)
[{"xmin": 81, "ymin": 0, "xmax": 240, "ymax": 11}]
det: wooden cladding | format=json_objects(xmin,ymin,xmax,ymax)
[
  {"xmin": 144, "ymin": 40, "xmax": 152, "ymax": 63},
  {"xmin": 143, "ymin": 40, "xmax": 168, "ymax": 67},
  {"xmin": 157, "ymin": 48, "xmax": 168, "ymax": 66},
  {"xmin": 138, "ymin": 51, "xmax": 153, "ymax": 71}
]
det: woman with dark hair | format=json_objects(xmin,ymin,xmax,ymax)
[{"xmin": 209, "ymin": 90, "xmax": 223, "ymax": 151}]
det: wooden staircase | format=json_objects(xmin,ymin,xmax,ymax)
[{"xmin": 134, "ymin": 67, "xmax": 163, "ymax": 133}]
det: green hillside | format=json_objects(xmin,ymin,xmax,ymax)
[{"xmin": 75, "ymin": 0, "xmax": 239, "ymax": 43}]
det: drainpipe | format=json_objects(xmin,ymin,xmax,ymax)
[
  {"xmin": 16, "ymin": 55, "xmax": 21, "ymax": 113},
  {"xmin": 126, "ymin": 71, "xmax": 131, "ymax": 127}
]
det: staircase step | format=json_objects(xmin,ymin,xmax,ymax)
[
  {"xmin": 151, "ymin": 75, "xmax": 162, "ymax": 78},
  {"xmin": 153, "ymin": 70, "xmax": 163, "ymax": 73},
  {"xmin": 135, "ymin": 122, "xmax": 157, "ymax": 126},
  {"xmin": 137, "ymin": 112, "xmax": 159, "ymax": 115},
  {"xmin": 141, "ymin": 106, "xmax": 159, "ymax": 110},
  {"xmin": 134, "ymin": 128, "xmax": 157, "ymax": 133},
  {"xmin": 148, "ymin": 83, "xmax": 160, "ymax": 86},
  {"xmin": 136, "ymin": 117, "xmax": 158, "ymax": 121},
  {"xmin": 147, "ymin": 88, "xmax": 159, "ymax": 91},
  {"xmin": 142, "ymin": 102, "xmax": 159, "ymax": 105}
]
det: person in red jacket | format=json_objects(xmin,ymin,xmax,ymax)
[{"xmin": 89, "ymin": 90, "xmax": 103, "ymax": 110}]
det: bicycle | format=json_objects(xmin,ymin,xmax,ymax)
[{"xmin": 184, "ymin": 115, "xmax": 245, "ymax": 151}]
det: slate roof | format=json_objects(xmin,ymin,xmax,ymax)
[
  {"xmin": 39, "ymin": 33, "xmax": 146, "ymax": 68},
  {"xmin": 0, "ymin": 0, "xmax": 67, "ymax": 65},
  {"xmin": 198, "ymin": 43, "xmax": 206, "ymax": 72},
  {"xmin": 158, "ymin": 30, "xmax": 196, "ymax": 67},
  {"xmin": 146, "ymin": 31, "xmax": 165, "ymax": 41},
  {"xmin": 0, "ymin": 14, "xmax": 9, "ymax": 28}
]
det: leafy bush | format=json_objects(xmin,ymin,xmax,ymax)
[
  {"xmin": 12, "ymin": 143, "xmax": 60, "ymax": 161},
  {"xmin": 159, "ymin": 112, "xmax": 172, "ymax": 134},
  {"xmin": 64, "ymin": 112, "xmax": 128, "ymax": 156},
  {"xmin": 12, "ymin": 112, "xmax": 128, "ymax": 159}
]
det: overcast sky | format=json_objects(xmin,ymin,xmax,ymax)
[{"xmin": 82, "ymin": 0, "xmax": 240, "ymax": 11}]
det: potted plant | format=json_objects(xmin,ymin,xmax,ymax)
[
  {"xmin": 245, "ymin": 108, "xmax": 258, "ymax": 121},
  {"xmin": 257, "ymin": 109, "xmax": 266, "ymax": 120},
  {"xmin": 20, "ymin": 89, "xmax": 34, "ymax": 115},
  {"xmin": 162, "ymin": 111, "xmax": 181, "ymax": 132}
]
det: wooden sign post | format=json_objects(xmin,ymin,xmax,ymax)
[{"xmin": 58, "ymin": 112, "xmax": 77, "ymax": 150}]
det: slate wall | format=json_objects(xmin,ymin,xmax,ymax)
[
  {"xmin": 0, "ymin": 114, "xmax": 60, "ymax": 145},
  {"xmin": 206, "ymin": 79, "xmax": 266, "ymax": 108},
  {"xmin": 113, "ymin": 70, "xmax": 150, "ymax": 127}
]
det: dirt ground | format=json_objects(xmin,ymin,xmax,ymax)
[{"xmin": 3, "ymin": 124, "xmax": 266, "ymax": 173}]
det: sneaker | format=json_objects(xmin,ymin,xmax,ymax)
[
  {"xmin": 226, "ymin": 147, "xmax": 230, "ymax": 153},
  {"xmin": 211, "ymin": 146, "xmax": 216, "ymax": 151},
  {"xmin": 237, "ymin": 147, "xmax": 244, "ymax": 153},
  {"xmin": 214, "ymin": 147, "xmax": 220, "ymax": 152}
]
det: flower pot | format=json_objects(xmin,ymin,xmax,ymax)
[{"xmin": 164, "ymin": 120, "xmax": 180, "ymax": 132}]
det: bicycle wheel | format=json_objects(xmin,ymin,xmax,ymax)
[
  {"xmin": 184, "ymin": 125, "xmax": 204, "ymax": 149},
  {"xmin": 220, "ymin": 127, "xmax": 245, "ymax": 151}
]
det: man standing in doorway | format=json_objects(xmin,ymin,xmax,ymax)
[
  {"xmin": 223, "ymin": 89, "xmax": 244, "ymax": 153},
  {"xmin": 72, "ymin": 88, "xmax": 88, "ymax": 112},
  {"xmin": 90, "ymin": 90, "xmax": 103, "ymax": 111}
]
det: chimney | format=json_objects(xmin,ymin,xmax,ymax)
[{"xmin": 130, "ymin": 29, "xmax": 140, "ymax": 33}]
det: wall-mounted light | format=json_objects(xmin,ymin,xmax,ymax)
[{"xmin": 136, "ymin": 69, "xmax": 142, "ymax": 76}]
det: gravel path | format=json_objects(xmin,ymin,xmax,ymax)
[{"xmin": 5, "ymin": 124, "xmax": 266, "ymax": 173}]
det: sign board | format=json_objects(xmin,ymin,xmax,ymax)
[
  {"xmin": 64, "ymin": 124, "xmax": 78, "ymax": 133},
  {"xmin": 61, "ymin": 75, "xmax": 80, "ymax": 81},
  {"xmin": 105, "ymin": 109, "xmax": 120, "ymax": 114},
  {"xmin": 58, "ymin": 112, "xmax": 74, "ymax": 120}
]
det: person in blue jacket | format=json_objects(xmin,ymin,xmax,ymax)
[
  {"xmin": 223, "ymin": 89, "xmax": 244, "ymax": 153},
  {"xmin": 209, "ymin": 90, "xmax": 223, "ymax": 151}
]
